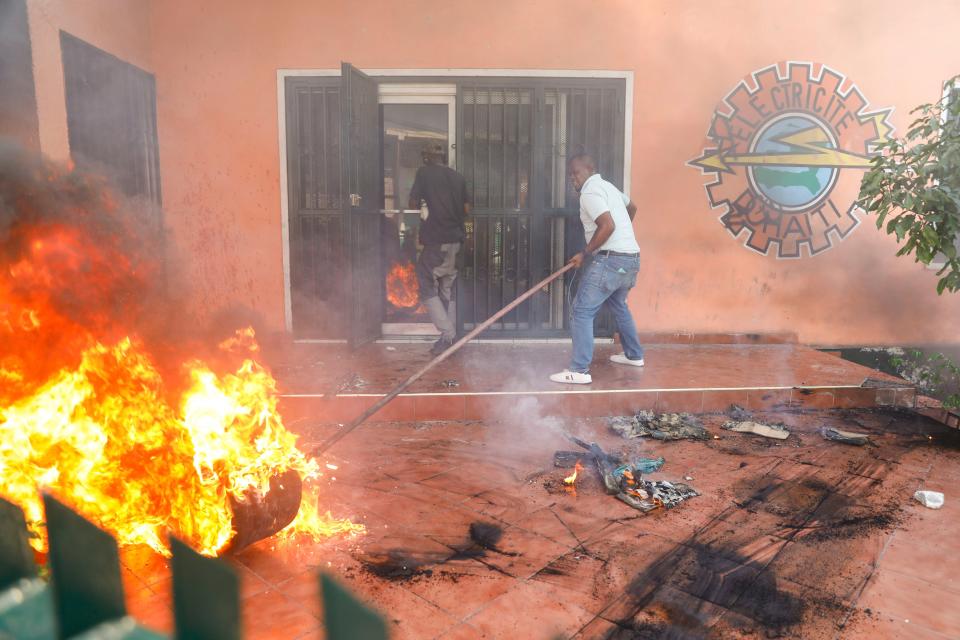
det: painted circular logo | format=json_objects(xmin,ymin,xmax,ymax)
[
  {"xmin": 748, "ymin": 114, "xmax": 838, "ymax": 210},
  {"xmin": 689, "ymin": 62, "xmax": 894, "ymax": 258}
]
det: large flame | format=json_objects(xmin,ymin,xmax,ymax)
[
  {"xmin": 385, "ymin": 261, "xmax": 420, "ymax": 309},
  {"xmin": 0, "ymin": 148, "xmax": 362, "ymax": 556}
]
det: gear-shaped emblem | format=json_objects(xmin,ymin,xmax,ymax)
[{"xmin": 689, "ymin": 62, "xmax": 894, "ymax": 258}]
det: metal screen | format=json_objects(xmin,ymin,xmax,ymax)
[
  {"xmin": 459, "ymin": 87, "xmax": 535, "ymax": 331},
  {"xmin": 457, "ymin": 81, "xmax": 625, "ymax": 336},
  {"xmin": 542, "ymin": 86, "xmax": 624, "ymax": 210},
  {"xmin": 294, "ymin": 83, "xmax": 342, "ymax": 211},
  {"xmin": 289, "ymin": 213, "xmax": 346, "ymax": 337},
  {"xmin": 60, "ymin": 32, "xmax": 162, "ymax": 207},
  {"xmin": 541, "ymin": 84, "xmax": 625, "ymax": 337},
  {"xmin": 285, "ymin": 78, "xmax": 348, "ymax": 338}
]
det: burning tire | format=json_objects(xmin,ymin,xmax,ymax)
[{"xmin": 226, "ymin": 469, "xmax": 303, "ymax": 554}]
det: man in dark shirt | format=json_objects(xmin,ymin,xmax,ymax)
[{"xmin": 408, "ymin": 144, "xmax": 472, "ymax": 355}]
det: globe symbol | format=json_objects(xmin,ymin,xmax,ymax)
[{"xmin": 747, "ymin": 114, "xmax": 838, "ymax": 211}]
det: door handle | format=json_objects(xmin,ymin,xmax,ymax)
[{"xmin": 350, "ymin": 193, "xmax": 362, "ymax": 207}]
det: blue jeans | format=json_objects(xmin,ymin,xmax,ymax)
[{"xmin": 569, "ymin": 254, "xmax": 644, "ymax": 373}]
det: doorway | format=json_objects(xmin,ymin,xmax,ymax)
[
  {"xmin": 378, "ymin": 85, "xmax": 455, "ymax": 336},
  {"xmin": 282, "ymin": 69, "xmax": 627, "ymax": 342}
]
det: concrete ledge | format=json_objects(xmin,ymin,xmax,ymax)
[{"xmin": 279, "ymin": 383, "xmax": 914, "ymax": 424}]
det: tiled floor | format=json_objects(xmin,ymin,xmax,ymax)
[
  {"xmin": 122, "ymin": 407, "xmax": 960, "ymax": 639},
  {"xmin": 274, "ymin": 343, "xmax": 914, "ymax": 422}
]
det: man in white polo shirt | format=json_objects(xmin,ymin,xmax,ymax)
[{"xmin": 550, "ymin": 154, "xmax": 644, "ymax": 384}]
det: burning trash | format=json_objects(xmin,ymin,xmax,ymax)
[
  {"xmin": 385, "ymin": 261, "xmax": 420, "ymax": 309},
  {"xmin": 554, "ymin": 437, "xmax": 698, "ymax": 513},
  {"xmin": 563, "ymin": 460, "xmax": 584, "ymax": 486},
  {"xmin": 0, "ymin": 146, "xmax": 362, "ymax": 556},
  {"xmin": 618, "ymin": 479, "xmax": 699, "ymax": 512},
  {"xmin": 610, "ymin": 411, "xmax": 710, "ymax": 441}
]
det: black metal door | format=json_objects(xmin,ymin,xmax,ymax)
[
  {"xmin": 340, "ymin": 62, "xmax": 382, "ymax": 347},
  {"xmin": 285, "ymin": 76, "xmax": 346, "ymax": 340}
]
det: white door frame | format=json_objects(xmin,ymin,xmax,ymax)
[
  {"xmin": 277, "ymin": 68, "xmax": 634, "ymax": 336},
  {"xmin": 380, "ymin": 84, "xmax": 456, "ymax": 336},
  {"xmin": 379, "ymin": 83, "xmax": 456, "ymax": 169}
]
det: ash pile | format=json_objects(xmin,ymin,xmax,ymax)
[{"xmin": 609, "ymin": 411, "xmax": 710, "ymax": 441}]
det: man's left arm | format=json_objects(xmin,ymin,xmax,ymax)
[{"xmin": 621, "ymin": 190, "xmax": 637, "ymax": 221}]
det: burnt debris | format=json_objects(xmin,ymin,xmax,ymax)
[
  {"xmin": 723, "ymin": 419, "xmax": 790, "ymax": 440},
  {"xmin": 820, "ymin": 426, "xmax": 871, "ymax": 446},
  {"xmin": 560, "ymin": 437, "xmax": 698, "ymax": 514},
  {"xmin": 553, "ymin": 449, "xmax": 621, "ymax": 469},
  {"xmin": 226, "ymin": 469, "xmax": 303, "ymax": 555},
  {"xmin": 610, "ymin": 411, "xmax": 710, "ymax": 441}
]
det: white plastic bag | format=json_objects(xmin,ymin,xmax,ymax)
[{"xmin": 913, "ymin": 490, "xmax": 945, "ymax": 509}]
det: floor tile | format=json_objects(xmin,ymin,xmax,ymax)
[
  {"xmin": 843, "ymin": 615, "xmax": 954, "ymax": 639},
  {"xmin": 346, "ymin": 580, "xmax": 460, "ymax": 640},
  {"xmin": 878, "ymin": 530, "xmax": 960, "ymax": 595},
  {"xmin": 401, "ymin": 560, "xmax": 517, "ymax": 620},
  {"xmin": 125, "ymin": 586, "xmax": 173, "ymax": 635},
  {"xmin": 120, "ymin": 544, "xmax": 170, "ymax": 587},
  {"xmin": 98, "ymin": 401, "xmax": 960, "ymax": 639},
  {"xmin": 439, "ymin": 622, "xmax": 486, "ymax": 639},
  {"xmin": 857, "ymin": 569, "xmax": 960, "ymax": 636},
  {"xmin": 242, "ymin": 588, "xmax": 320, "ymax": 639},
  {"xmin": 465, "ymin": 578, "xmax": 596, "ymax": 639},
  {"xmin": 471, "ymin": 525, "xmax": 572, "ymax": 579}
]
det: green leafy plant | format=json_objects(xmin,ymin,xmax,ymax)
[
  {"xmin": 858, "ymin": 76, "xmax": 960, "ymax": 294},
  {"xmin": 890, "ymin": 349, "xmax": 960, "ymax": 409}
]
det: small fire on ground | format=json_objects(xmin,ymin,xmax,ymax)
[
  {"xmin": 0, "ymin": 148, "xmax": 363, "ymax": 557},
  {"xmin": 563, "ymin": 460, "xmax": 584, "ymax": 486},
  {"xmin": 385, "ymin": 261, "xmax": 421, "ymax": 310}
]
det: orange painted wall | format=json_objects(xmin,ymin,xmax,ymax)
[{"xmin": 138, "ymin": 0, "xmax": 960, "ymax": 345}]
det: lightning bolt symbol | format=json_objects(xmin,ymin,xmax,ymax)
[{"xmin": 691, "ymin": 125, "xmax": 873, "ymax": 174}]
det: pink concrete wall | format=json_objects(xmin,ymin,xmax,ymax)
[{"xmin": 142, "ymin": 0, "xmax": 960, "ymax": 345}]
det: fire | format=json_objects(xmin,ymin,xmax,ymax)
[
  {"xmin": 0, "ymin": 148, "xmax": 362, "ymax": 556},
  {"xmin": 563, "ymin": 460, "xmax": 584, "ymax": 486},
  {"xmin": 385, "ymin": 261, "xmax": 420, "ymax": 308}
]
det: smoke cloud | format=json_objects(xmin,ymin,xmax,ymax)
[{"xmin": 0, "ymin": 141, "xmax": 269, "ymax": 400}]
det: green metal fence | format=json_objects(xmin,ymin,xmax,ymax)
[{"xmin": 0, "ymin": 496, "xmax": 387, "ymax": 640}]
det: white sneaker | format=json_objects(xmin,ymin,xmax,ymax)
[
  {"xmin": 610, "ymin": 354, "xmax": 645, "ymax": 367},
  {"xmin": 549, "ymin": 370, "xmax": 592, "ymax": 385}
]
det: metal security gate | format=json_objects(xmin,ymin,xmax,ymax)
[
  {"xmin": 459, "ymin": 86, "xmax": 535, "ymax": 334},
  {"xmin": 285, "ymin": 64, "xmax": 383, "ymax": 343},
  {"xmin": 285, "ymin": 77, "xmax": 348, "ymax": 339},
  {"xmin": 457, "ymin": 80, "xmax": 626, "ymax": 337},
  {"xmin": 285, "ymin": 72, "xmax": 626, "ymax": 340}
]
